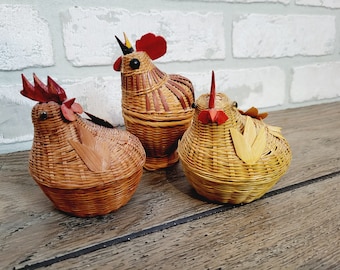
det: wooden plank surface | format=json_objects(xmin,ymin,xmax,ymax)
[
  {"xmin": 44, "ymin": 175, "xmax": 340, "ymax": 270},
  {"xmin": 265, "ymin": 102, "xmax": 340, "ymax": 190},
  {"xmin": 0, "ymin": 153, "xmax": 215, "ymax": 269},
  {"xmin": 0, "ymin": 102, "xmax": 339, "ymax": 269}
]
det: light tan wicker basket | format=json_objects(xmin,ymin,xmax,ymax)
[
  {"xmin": 22, "ymin": 75, "xmax": 146, "ymax": 217},
  {"xmin": 120, "ymin": 51, "xmax": 194, "ymax": 170},
  {"xmin": 178, "ymin": 73, "xmax": 292, "ymax": 204}
]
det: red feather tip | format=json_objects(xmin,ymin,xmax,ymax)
[{"xmin": 135, "ymin": 33, "xmax": 167, "ymax": 60}]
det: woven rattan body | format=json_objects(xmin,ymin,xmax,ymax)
[
  {"xmin": 29, "ymin": 102, "xmax": 145, "ymax": 217},
  {"xmin": 178, "ymin": 94, "xmax": 292, "ymax": 204},
  {"xmin": 120, "ymin": 51, "xmax": 194, "ymax": 170}
]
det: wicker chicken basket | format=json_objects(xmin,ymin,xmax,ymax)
[
  {"xmin": 22, "ymin": 74, "xmax": 146, "ymax": 217},
  {"xmin": 30, "ymin": 106, "xmax": 146, "ymax": 217},
  {"xmin": 120, "ymin": 51, "xmax": 194, "ymax": 170},
  {"xmin": 178, "ymin": 76, "xmax": 292, "ymax": 204}
]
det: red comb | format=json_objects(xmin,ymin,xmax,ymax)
[
  {"xmin": 21, "ymin": 74, "xmax": 47, "ymax": 103},
  {"xmin": 209, "ymin": 71, "xmax": 216, "ymax": 109},
  {"xmin": 136, "ymin": 33, "xmax": 167, "ymax": 60},
  {"xmin": 47, "ymin": 76, "xmax": 67, "ymax": 102},
  {"xmin": 198, "ymin": 71, "xmax": 228, "ymax": 125},
  {"xmin": 20, "ymin": 74, "xmax": 67, "ymax": 104}
]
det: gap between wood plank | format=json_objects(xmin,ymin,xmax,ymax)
[{"xmin": 15, "ymin": 170, "xmax": 340, "ymax": 270}]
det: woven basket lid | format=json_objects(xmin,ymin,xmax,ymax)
[
  {"xmin": 178, "ymin": 71, "xmax": 292, "ymax": 175},
  {"xmin": 121, "ymin": 51, "xmax": 194, "ymax": 117}
]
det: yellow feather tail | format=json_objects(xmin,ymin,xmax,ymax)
[
  {"xmin": 268, "ymin": 125, "xmax": 284, "ymax": 139},
  {"xmin": 230, "ymin": 116, "xmax": 266, "ymax": 165}
]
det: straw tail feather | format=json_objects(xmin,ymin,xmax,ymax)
[
  {"xmin": 268, "ymin": 125, "xmax": 284, "ymax": 139},
  {"xmin": 68, "ymin": 123, "xmax": 111, "ymax": 172},
  {"xmin": 230, "ymin": 116, "xmax": 266, "ymax": 165}
]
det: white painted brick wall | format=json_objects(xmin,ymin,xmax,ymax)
[
  {"xmin": 0, "ymin": 83, "xmax": 34, "ymax": 142},
  {"xmin": 59, "ymin": 76, "xmax": 122, "ymax": 124},
  {"xmin": 291, "ymin": 62, "xmax": 340, "ymax": 103},
  {"xmin": 233, "ymin": 14, "xmax": 336, "ymax": 58},
  {"xmin": 184, "ymin": 67, "xmax": 285, "ymax": 109},
  {"xmin": 0, "ymin": 5, "xmax": 54, "ymax": 70},
  {"xmin": 204, "ymin": 0, "xmax": 290, "ymax": 3},
  {"xmin": 1, "ymin": 1, "xmax": 340, "ymax": 153},
  {"xmin": 296, "ymin": 0, "xmax": 340, "ymax": 8},
  {"xmin": 62, "ymin": 8, "xmax": 225, "ymax": 66}
]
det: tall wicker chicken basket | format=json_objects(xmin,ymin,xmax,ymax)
[
  {"xmin": 178, "ymin": 72, "xmax": 292, "ymax": 204},
  {"xmin": 115, "ymin": 33, "xmax": 195, "ymax": 171},
  {"xmin": 22, "ymin": 74, "xmax": 146, "ymax": 217}
]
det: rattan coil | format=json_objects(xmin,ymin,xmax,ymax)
[
  {"xmin": 29, "ymin": 102, "xmax": 146, "ymax": 217},
  {"xmin": 178, "ymin": 93, "xmax": 292, "ymax": 204},
  {"xmin": 120, "ymin": 51, "xmax": 194, "ymax": 170}
]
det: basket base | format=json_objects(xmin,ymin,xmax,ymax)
[
  {"xmin": 180, "ymin": 160, "xmax": 278, "ymax": 204},
  {"xmin": 35, "ymin": 168, "xmax": 144, "ymax": 217},
  {"xmin": 144, "ymin": 151, "xmax": 179, "ymax": 171}
]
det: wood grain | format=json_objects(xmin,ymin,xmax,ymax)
[
  {"xmin": 46, "ymin": 176, "xmax": 340, "ymax": 270},
  {"xmin": 0, "ymin": 153, "xmax": 214, "ymax": 269},
  {"xmin": 0, "ymin": 102, "xmax": 339, "ymax": 269},
  {"xmin": 266, "ymin": 102, "xmax": 340, "ymax": 189}
]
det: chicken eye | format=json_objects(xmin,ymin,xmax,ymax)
[
  {"xmin": 129, "ymin": 58, "xmax": 140, "ymax": 70},
  {"xmin": 191, "ymin": 103, "xmax": 197, "ymax": 108},
  {"xmin": 39, "ymin": 111, "xmax": 48, "ymax": 120},
  {"xmin": 232, "ymin": 101, "xmax": 238, "ymax": 108}
]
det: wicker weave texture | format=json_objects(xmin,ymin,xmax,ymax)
[
  {"xmin": 37, "ymin": 169, "xmax": 142, "ymax": 217},
  {"xmin": 29, "ymin": 102, "xmax": 146, "ymax": 217},
  {"xmin": 120, "ymin": 51, "xmax": 194, "ymax": 170},
  {"xmin": 178, "ymin": 93, "xmax": 292, "ymax": 204}
]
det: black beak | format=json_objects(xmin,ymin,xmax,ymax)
[{"xmin": 115, "ymin": 35, "xmax": 134, "ymax": 55}]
